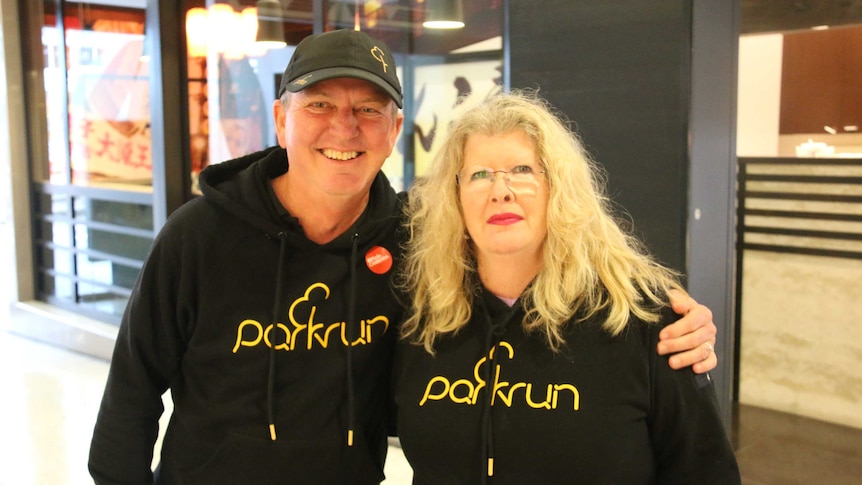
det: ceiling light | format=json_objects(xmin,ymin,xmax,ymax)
[
  {"xmin": 255, "ymin": 0, "xmax": 287, "ymax": 48},
  {"xmin": 423, "ymin": 0, "xmax": 465, "ymax": 29}
]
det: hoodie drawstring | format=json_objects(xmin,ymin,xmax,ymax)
[
  {"xmin": 267, "ymin": 233, "xmax": 289, "ymax": 441},
  {"xmin": 479, "ymin": 295, "xmax": 520, "ymax": 483},
  {"xmin": 481, "ymin": 331, "xmax": 496, "ymax": 483},
  {"xmin": 480, "ymin": 297, "xmax": 502, "ymax": 483},
  {"xmin": 346, "ymin": 233, "xmax": 360, "ymax": 447}
]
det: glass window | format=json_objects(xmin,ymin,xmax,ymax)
[
  {"xmin": 184, "ymin": 1, "xmax": 314, "ymax": 192},
  {"xmin": 30, "ymin": 1, "xmax": 155, "ymax": 323},
  {"xmin": 182, "ymin": 0, "xmax": 503, "ymax": 191},
  {"xmin": 23, "ymin": 0, "xmax": 504, "ymax": 324},
  {"xmin": 44, "ymin": 2, "xmax": 153, "ymax": 185}
]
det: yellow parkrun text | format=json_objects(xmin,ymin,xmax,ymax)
[
  {"xmin": 232, "ymin": 282, "xmax": 390, "ymax": 353},
  {"xmin": 419, "ymin": 342, "xmax": 580, "ymax": 411}
]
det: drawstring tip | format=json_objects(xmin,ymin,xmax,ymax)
[
  {"xmin": 269, "ymin": 424, "xmax": 277, "ymax": 441},
  {"xmin": 488, "ymin": 458, "xmax": 494, "ymax": 477},
  {"xmin": 347, "ymin": 429, "xmax": 354, "ymax": 447}
]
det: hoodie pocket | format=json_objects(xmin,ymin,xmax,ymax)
[{"xmin": 180, "ymin": 432, "xmax": 385, "ymax": 485}]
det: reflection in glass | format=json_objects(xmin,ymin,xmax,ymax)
[
  {"xmin": 184, "ymin": 2, "xmax": 312, "ymax": 191},
  {"xmin": 42, "ymin": 3, "xmax": 152, "ymax": 185}
]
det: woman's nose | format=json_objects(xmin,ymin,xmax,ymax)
[{"xmin": 489, "ymin": 175, "xmax": 514, "ymax": 202}]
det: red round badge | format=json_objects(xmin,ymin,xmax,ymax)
[{"xmin": 365, "ymin": 245, "xmax": 393, "ymax": 275}]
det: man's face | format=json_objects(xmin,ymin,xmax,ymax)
[{"xmin": 274, "ymin": 77, "xmax": 403, "ymax": 199}]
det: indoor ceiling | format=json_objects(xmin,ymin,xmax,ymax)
[{"xmin": 742, "ymin": 0, "xmax": 862, "ymax": 34}]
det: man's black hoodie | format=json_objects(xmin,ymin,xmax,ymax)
[{"xmin": 89, "ymin": 146, "xmax": 404, "ymax": 484}]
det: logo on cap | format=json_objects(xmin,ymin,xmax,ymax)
[
  {"xmin": 370, "ymin": 46, "xmax": 388, "ymax": 73},
  {"xmin": 292, "ymin": 75, "xmax": 313, "ymax": 87}
]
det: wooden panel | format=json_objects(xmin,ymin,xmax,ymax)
[
  {"xmin": 840, "ymin": 28, "xmax": 862, "ymax": 131},
  {"xmin": 779, "ymin": 26, "xmax": 862, "ymax": 134}
]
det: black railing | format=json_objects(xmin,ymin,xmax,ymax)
[
  {"xmin": 32, "ymin": 181, "xmax": 155, "ymax": 324},
  {"xmin": 733, "ymin": 156, "xmax": 862, "ymax": 397},
  {"xmin": 736, "ymin": 157, "xmax": 862, "ymax": 260}
]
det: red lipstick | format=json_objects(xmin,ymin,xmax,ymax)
[{"xmin": 487, "ymin": 213, "xmax": 523, "ymax": 225}]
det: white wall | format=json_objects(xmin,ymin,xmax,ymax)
[{"xmin": 737, "ymin": 34, "xmax": 783, "ymax": 157}]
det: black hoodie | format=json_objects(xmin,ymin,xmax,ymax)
[
  {"xmin": 393, "ymin": 288, "xmax": 741, "ymax": 484},
  {"xmin": 89, "ymin": 146, "xmax": 404, "ymax": 484}
]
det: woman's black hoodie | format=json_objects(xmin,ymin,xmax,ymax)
[
  {"xmin": 394, "ymin": 288, "xmax": 740, "ymax": 484},
  {"xmin": 89, "ymin": 146, "xmax": 404, "ymax": 484}
]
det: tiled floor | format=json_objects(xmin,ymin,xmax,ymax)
[{"xmin": 732, "ymin": 402, "xmax": 862, "ymax": 484}]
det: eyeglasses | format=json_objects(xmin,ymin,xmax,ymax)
[{"xmin": 457, "ymin": 165, "xmax": 546, "ymax": 193}]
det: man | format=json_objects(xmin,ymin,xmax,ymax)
[{"xmin": 89, "ymin": 29, "xmax": 717, "ymax": 484}]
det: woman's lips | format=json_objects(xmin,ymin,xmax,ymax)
[{"xmin": 487, "ymin": 213, "xmax": 523, "ymax": 225}]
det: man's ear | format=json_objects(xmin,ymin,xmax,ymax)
[{"xmin": 273, "ymin": 100, "xmax": 287, "ymax": 148}]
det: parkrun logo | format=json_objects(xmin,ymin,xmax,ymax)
[
  {"xmin": 419, "ymin": 342, "xmax": 580, "ymax": 411},
  {"xmin": 370, "ymin": 46, "xmax": 388, "ymax": 72},
  {"xmin": 232, "ymin": 283, "xmax": 389, "ymax": 353}
]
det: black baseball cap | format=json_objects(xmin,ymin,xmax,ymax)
[{"xmin": 278, "ymin": 29, "xmax": 403, "ymax": 108}]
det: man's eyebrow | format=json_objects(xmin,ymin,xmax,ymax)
[{"xmin": 300, "ymin": 84, "xmax": 391, "ymax": 105}]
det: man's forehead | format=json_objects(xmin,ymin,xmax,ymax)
[{"xmin": 297, "ymin": 78, "xmax": 394, "ymax": 103}]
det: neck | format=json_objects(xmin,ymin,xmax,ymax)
[
  {"xmin": 476, "ymin": 252, "xmax": 542, "ymax": 299},
  {"xmin": 271, "ymin": 174, "xmax": 369, "ymax": 244}
]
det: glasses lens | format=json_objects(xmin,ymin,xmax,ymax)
[{"xmin": 460, "ymin": 166, "xmax": 543, "ymax": 194}]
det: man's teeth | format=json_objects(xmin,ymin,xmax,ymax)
[{"xmin": 322, "ymin": 149, "xmax": 359, "ymax": 160}]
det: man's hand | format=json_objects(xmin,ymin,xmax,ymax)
[{"xmin": 658, "ymin": 289, "xmax": 718, "ymax": 374}]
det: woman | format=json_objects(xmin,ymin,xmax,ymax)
[{"xmin": 394, "ymin": 91, "xmax": 740, "ymax": 483}]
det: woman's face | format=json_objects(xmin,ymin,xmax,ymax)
[{"xmin": 458, "ymin": 130, "xmax": 549, "ymax": 264}]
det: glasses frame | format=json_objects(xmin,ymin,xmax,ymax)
[{"xmin": 456, "ymin": 165, "xmax": 547, "ymax": 193}]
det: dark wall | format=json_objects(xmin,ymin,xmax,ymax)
[
  {"xmin": 509, "ymin": 0, "xmax": 692, "ymax": 272},
  {"xmin": 508, "ymin": 0, "xmax": 739, "ymax": 425}
]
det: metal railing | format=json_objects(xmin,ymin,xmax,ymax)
[
  {"xmin": 736, "ymin": 157, "xmax": 862, "ymax": 260},
  {"xmin": 733, "ymin": 156, "xmax": 862, "ymax": 396},
  {"xmin": 33, "ymin": 181, "xmax": 155, "ymax": 324}
]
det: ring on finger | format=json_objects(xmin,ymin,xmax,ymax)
[{"xmin": 701, "ymin": 342, "xmax": 714, "ymax": 361}]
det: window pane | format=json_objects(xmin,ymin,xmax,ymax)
[
  {"xmin": 184, "ymin": 1, "xmax": 314, "ymax": 191},
  {"xmin": 60, "ymin": 3, "xmax": 152, "ymax": 185}
]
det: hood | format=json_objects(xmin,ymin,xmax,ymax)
[{"xmin": 197, "ymin": 145, "xmax": 400, "ymax": 249}]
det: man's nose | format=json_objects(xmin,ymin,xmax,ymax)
[{"xmin": 332, "ymin": 109, "xmax": 360, "ymax": 133}]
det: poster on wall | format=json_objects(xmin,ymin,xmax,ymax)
[{"xmin": 412, "ymin": 59, "xmax": 503, "ymax": 178}]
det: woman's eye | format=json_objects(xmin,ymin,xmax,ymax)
[
  {"xmin": 470, "ymin": 169, "xmax": 491, "ymax": 181},
  {"xmin": 511, "ymin": 165, "xmax": 534, "ymax": 174}
]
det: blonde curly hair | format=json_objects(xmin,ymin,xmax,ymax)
[{"xmin": 398, "ymin": 90, "xmax": 682, "ymax": 352}]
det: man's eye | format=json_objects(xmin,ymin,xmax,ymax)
[
  {"xmin": 511, "ymin": 165, "xmax": 534, "ymax": 174},
  {"xmin": 470, "ymin": 169, "xmax": 492, "ymax": 181}
]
